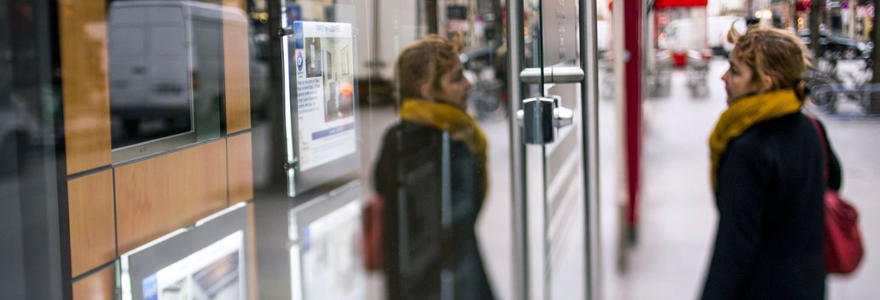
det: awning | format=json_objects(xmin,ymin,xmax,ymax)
[{"xmin": 654, "ymin": 0, "xmax": 708, "ymax": 8}]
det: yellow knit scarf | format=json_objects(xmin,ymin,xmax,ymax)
[
  {"xmin": 400, "ymin": 100, "xmax": 489, "ymax": 196},
  {"xmin": 709, "ymin": 89, "xmax": 803, "ymax": 189}
]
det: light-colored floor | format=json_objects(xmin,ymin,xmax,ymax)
[
  {"xmin": 346, "ymin": 58, "xmax": 880, "ymax": 300},
  {"xmin": 815, "ymin": 101, "xmax": 880, "ymax": 299},
  {"xmin": 599, "ymin": 60, "xmax": 728, "ymax": 300},
  {"xmin": 598, "ymin": 59, "xmax": 880, "ymax": 300}
]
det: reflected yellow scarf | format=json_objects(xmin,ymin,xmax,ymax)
[
  {"xmin": 710, "ymin": 89, "xmax": 803, "ymax": 188},
  {"xmin": 401, "ymin": 100, "xmax": 489, "ymax": 196}
]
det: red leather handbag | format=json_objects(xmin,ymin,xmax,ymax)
[
  {"xmin": 823, "ymin": 190, "xmax": 863, "ymax": 273},
  {"xmin": 808, "ymin": 116, "xmax": 864, "ymax": 274},
  {"xmin": 361, "ymin": 195, "xmax": 385, "ymax": 271}
]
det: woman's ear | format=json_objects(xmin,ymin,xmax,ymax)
[
  {"xmin": 420, "ymin": 83, "xmax": 434, "ymax": 100},
  {"xmin": 760, "ymin": 74, "xmax": 773, "ymax": 91}
]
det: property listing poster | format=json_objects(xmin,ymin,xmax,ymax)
[
  {"xmin": 293, "ymin": 21, "xmax": 357, "ymax": 171},
  {"xmin": 141, "ymin": 231, "xmax": 245, "ymax": 300},
  {"xmin": 291, "ymin": 201, "xmax": 366, "ymax": 300}
]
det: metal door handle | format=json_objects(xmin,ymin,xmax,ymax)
[
  {"xmin": 515, "ymin": 101, "xmax": 574, "ymax": 127},
  {"xmin": 520, "ymin": 66, "xmax": 585, "ymax": 84},
  {"xmin": 554, "ymin": 106, "xmax": 574, "ymax": 128},
  {"xmin": 517, "ymin": 96, "xmax": 575, "ymax": 145}
]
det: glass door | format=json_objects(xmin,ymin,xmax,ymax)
[
  {"xmin": 507, "ymin": 0, "xmax": 600, "ymax": 299},
  {"xmin": 276, "ymin": 1, "xmax": 522, "ymax": 300}
]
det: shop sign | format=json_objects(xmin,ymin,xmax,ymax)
[{"xmin": 654, "ymin": 0, "xmax": 708, "ymax": 8}]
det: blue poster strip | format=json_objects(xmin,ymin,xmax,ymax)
[{"xmin": 311, "ymin": 123, "xmax": 355, "ymax": 140}]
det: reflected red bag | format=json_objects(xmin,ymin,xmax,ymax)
[
  {"xmin": 808, "ymin": 115, "xmax": 864, "ymax": 274},
  {"xmin": 361, "ymin": 195, "xmax": 384, "ymax": 270}
]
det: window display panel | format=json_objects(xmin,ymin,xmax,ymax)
[
  {"xmin": 143, "ymin": 232, "xmax": 243, "ymax": 300},
  {"xmin": 293, "ymin": 21, "xmax": 357, "ymax": 171},
  {"xmin": 288, "ymin": 182, "xmax": 366, "ymax": 300},
  {"xmin": 280, "ymin": 1, "xmax": 361, "ymax": 197},
  {"xmin": 121, "ymin": 204, "xmax": 249, "ymax": 300}
]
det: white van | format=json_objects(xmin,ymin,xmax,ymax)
[
  {"xmin": 108, "ymin": 1, "xmax": 206, "ymax": 123},
  {"xmin": 659, "ymin": 15, "xmax": 745, "ymax": 55},
  {"xmin": 107, "ymin": 1, "xmax": 247, "ymax": 159},
  {"xmin": 709, "ymin": 15, "xmax": 747, "ymax": 55}
]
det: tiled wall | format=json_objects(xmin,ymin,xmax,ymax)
[{"xmin": 58, "ymin": 0, "xmax": 254, "ymax": 298}]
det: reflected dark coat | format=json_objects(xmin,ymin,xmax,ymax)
[
  {"xmin": 374, "ymin": 121, "xmax": 494, "ymax": 300},
  {"xmin": 701, "ymin": 112, "xmax": 840, "ymax": 300}
]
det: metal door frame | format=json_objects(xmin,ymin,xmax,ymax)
[{"xmin": 506, "ymin": 0, "xmax": 600, "ymax": 299}]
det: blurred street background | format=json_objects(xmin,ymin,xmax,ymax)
[
  {"xmin": 474, "ymin": 0, "xmax": 880, "ymax": 297},
  {"xmin": 471, "ymin": 56, "xmax": 880, "ymax": 299}
]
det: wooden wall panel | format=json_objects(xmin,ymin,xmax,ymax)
[
  {"xmin": 223, "ymin": 1, "xmax": 251, "ymax": 134},
  {"xmin": 68, "ymin": 170, "xmax": 116, "ymax": 277},
  {"xmin": 72, "ymin": 266, "xmax": 115, "ymax": 300},
  {"xmin": 59, "ymin": 0, "xmax": 112, "ymax": 175},
  {"xmin": 223, "ymin": 0, "xmax": 248, "ymax": 11},
  {"xmin": 247, "ymin": 204, "xmax": 259, "ymax": 300},
  {"xmin": 227, "ymin": 133, "xmax": 254, "ymax": 205},
  {"xmin": 115, "ymin": 141, "xmax": 229, "ymax": 253}
]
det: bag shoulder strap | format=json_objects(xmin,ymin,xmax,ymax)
[{"xmin": 804, "ymin": 112, "xmax": 830, "ymax": 180}]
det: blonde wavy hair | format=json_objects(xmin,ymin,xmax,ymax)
[
  {"xmin": 727, "ymin": 24, "xmax": 812, "ymax": 100},
  {"xmin": 393, "ymin": 34, "xmax": 464, "ymax": 103}
]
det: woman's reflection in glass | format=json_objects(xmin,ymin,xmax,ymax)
[{"xmin": 373, "ymin": 35, "xmax": 494, "ymax": 300}]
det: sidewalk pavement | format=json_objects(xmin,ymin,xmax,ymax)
[{"xmin": 601, "ymin": 59, "xmax": 880, "ymax": 300}]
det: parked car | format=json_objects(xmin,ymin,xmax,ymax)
[{"xmin": 799, "ymin": 30, "xmax": 872, "ymax": 60}]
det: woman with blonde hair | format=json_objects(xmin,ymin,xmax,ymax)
[
  {"xmin": 701, "ymin": 24, "xmax": 841, "ymax": 299},
  {"xmin": 373, "ymin": 35, "xmax": 494, "ymax": 300}
]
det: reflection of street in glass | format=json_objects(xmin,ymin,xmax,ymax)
[{"xmin": 107, "ymin": 1, "xmax": 208, "ymax": 149}]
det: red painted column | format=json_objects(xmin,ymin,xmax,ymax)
[{"xmin": 623, "ymin": 0, "xmax": 643, "ymax": 236}]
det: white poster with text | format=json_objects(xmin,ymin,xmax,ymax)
[{"xmin": 293, "ymin": 21, "xmax": 356, "ymax": 171}]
